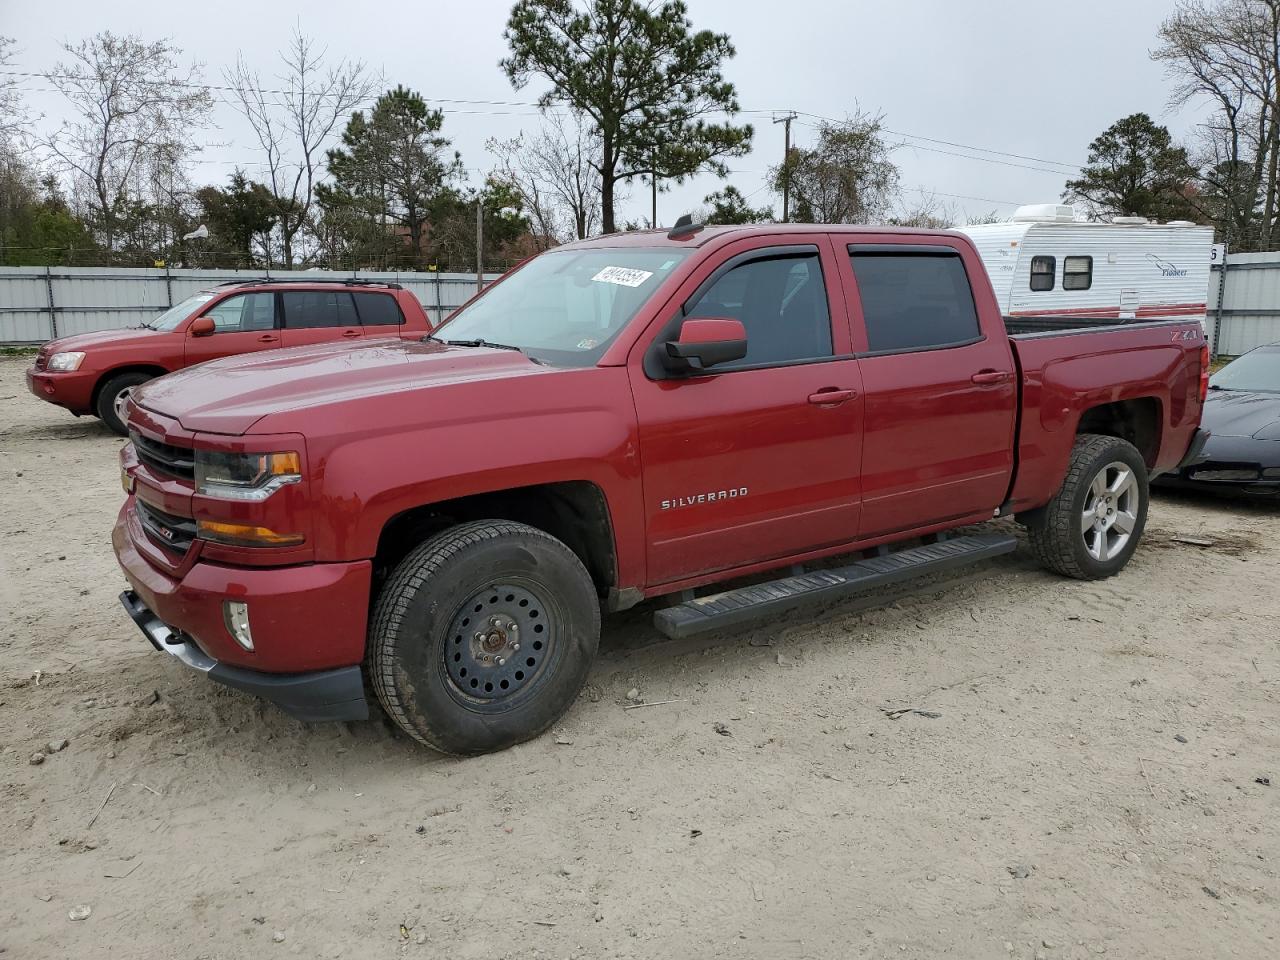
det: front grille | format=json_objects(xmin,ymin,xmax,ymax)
[
  {"xmin": 131, "ymin": 431, "xmax": 195, "ymax": 481},
  {"xmin": 34, "ymin": 347, "xmax": 50, "ymax": 371},
  {"xmin": 136, "ymin": 499, "xmax": 198, "ymax": 553}
]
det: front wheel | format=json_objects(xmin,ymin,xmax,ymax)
[
  {"xmin": 96, "ymin": 371, "xmax": 153, "ymax": 436},
  {"xmin": 368, "ymin": 520, "xmax": 600, "ymax": 755},
  {"xmin": 1025, "ymin": 433, "xmax": 1149, "ymax": 580}
]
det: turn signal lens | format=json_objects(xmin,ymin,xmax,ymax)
[{"xmin": 196, "ymin": 519, "xmax": 304, "ymax": 547}]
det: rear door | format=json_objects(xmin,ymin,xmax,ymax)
[
  {"xmin": 183, "ymin": 291, "xmax": 281, "ymax": 367},
  {"xmin": 629, "ymin": 236, "xmax": 865, "ymax": 587},
  {"xmin": 352, "ymin": 290, "xmax": 408, "ymax": 339},
  {"xmin": 279, "ymin": 290, "xmax": 364, "ymax": 348},
  {"xmin": 838, "ymin": 241, "xmax": 1017, "ymax": 539}
]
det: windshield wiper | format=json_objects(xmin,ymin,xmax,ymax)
[{"xmin": 444, "ymin": 337, "xmax": 527, "ymax": 353}]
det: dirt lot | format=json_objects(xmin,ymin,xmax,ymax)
[{"xmin": 1, "ymin": 353, "xmax": 1277, "ymax": 960}]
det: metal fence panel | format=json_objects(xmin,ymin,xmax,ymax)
[
  {"xmin": 0, "ymin": 267, "xmax": 500, "ymax": 344},
  {"xmin": 1209, "ymin": 251, "xmax": 1280, "ymax": 357}
]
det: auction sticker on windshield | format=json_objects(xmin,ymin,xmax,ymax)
[{"xmin": 592, "ymin": 266, "xmax": 654, "ymax": 287}]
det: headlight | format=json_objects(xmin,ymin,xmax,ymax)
[
  {"xmin": 194, "ymin": 450, "xmax": 301, "ymax": 500},
  {"xmin": 47, "ymin": 351, "xmax": 86, "ymax": 371}
]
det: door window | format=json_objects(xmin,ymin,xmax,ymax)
[
  {"xmin": 201, "ymin": 293, "xmax": 276, "ymax": 333},
  {"xmin": 281, "ymin": 291, "xmax": 360, "ymax": 328},
  {"xmin": 683, "ymin": 252, "xmax": 832, "ymax": 369},
  {"xmin": 849, "ymin": 252, "xmax": 982, "ymax": 353},
  {"xmin": 353, "ymin": 292, "xmax": 405, "ymax": 326}
]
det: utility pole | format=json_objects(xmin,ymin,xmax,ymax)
[
  {"xmin": 773, "ymin": 112, "xmax": 797, "ymax": 222},
  {"xmin": 651, "ymin": 149, "xmax": 658, "ymax": 229},
  {"xmin": 475, "ymin": 198, "xmax": 483, "ymax": 295}
]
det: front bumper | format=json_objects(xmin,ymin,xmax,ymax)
[
  {"xmin": 26, "ymin": 366, "xmax": 95, "ymax": 414},
  {"xmin": 113, "ymin": 502, "xmax": 374, "ymax": 721},
  {"xmin": 120, "ymin": 590, "xmax": 368, "ymax": 722},
  {"xmin": 1153, "ymin": 429, "xmax": 1280, "ymax": 497}
]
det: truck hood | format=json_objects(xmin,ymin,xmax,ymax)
[
  {"xmin": 134, "ymin": 337, "xmax": 553, "ymax": 435},
  {"xmin": 45, "ymin": 328, "xmax": 164, "ymax": 353},
  {"xmin": 1201, "ymin": 388, "xmax": 1280, "ymax": 438}
]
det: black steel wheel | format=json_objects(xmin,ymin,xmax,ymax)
[{"xmin": 369, "ymin": 520, "xmax": 599, "ymax": 755}]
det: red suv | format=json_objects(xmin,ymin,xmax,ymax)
[{"xmin": 26, "ymin": 279, "xmax": 434, "ymax": 434}]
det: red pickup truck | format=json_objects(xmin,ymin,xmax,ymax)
[
  {"xmin": 26, "ymin": 279, "xmax": 431, "ymax": 435},
  {"xmin": 113, "ymin": 223, "xmax": 1209, "ymax": 755}
]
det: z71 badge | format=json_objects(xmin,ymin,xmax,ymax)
[{"xmin": 661, "ymin": 487, "xmax": 748, "ymax": 510}]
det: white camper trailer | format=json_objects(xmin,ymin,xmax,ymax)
[{"xmin": 957, "ymin": 204, "xmax": 1214, "ymax": 329}]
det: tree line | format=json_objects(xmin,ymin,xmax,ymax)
[{"xmin": 3, "ymin": 0, "xmax": 1280, "ymax": 271}]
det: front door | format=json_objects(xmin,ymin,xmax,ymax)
[
  {"xmin": 183, "ymin": 291, "xmax": 281, "ymax": 366},
  {"xmin": 839, "ymin": 244, "xmax": 1018, "ymax": 539},
  {"xmin": 279, "ymin": 290, "xmax": 364, "ymax": 348},
  {"xmin": 630, "ymin": 238, "xmax": 865, "ymax": 588}
]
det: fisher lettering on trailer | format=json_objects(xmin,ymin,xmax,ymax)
[{"xmin": 661, "ymin": 487, "xmax": 749, "ymax": 510}]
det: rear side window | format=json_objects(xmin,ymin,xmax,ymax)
[
  {"xmin": 1064, "ymin": 255, "xmax": 1093, "ymax": 290},
  {"xmin": 353, "ymin": 292, "xmax": 405, "ymax": 326},
  {"xmin": 281, "ymin": 291, "xmax": 359, "ymax": 329},
  {"xmin": 1030, "ymin": 255, "xmax": 1055, "ymax": 291},
  {"xmin": 684, "ymin": 251, "xmax": 833, "ymax": 369},
  {"xmin": 849, "ymin": 251, "xmax": 982, "ymax": 354}
]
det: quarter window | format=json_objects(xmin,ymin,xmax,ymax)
[
  {"xmin": 1064, "ymin": 255, "xmax": 1093, "ymax": 290},
  {"xmin": 684, "ymin": 252, "xmax": 833, "ymax": 369},
  {"xmin": 281, "ymin": 291, "xmax": 360, "ymax": 329},
  {"xmin": 352, "ymin": 292, "xmax": 404, "ymax": 326},
  {"xmin": 202, "ymin": 292, "xmax": 276, "ymax": 333},
  {"xmin": 849, "ymin": 251, "xmax": 982, "ymax": 354},
  {"xmin": 1030, "ymin": 255, "xmax": 1055, "ymax": 292}
]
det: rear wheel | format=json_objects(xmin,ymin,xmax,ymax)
[
  {"xmin": 369, "ymin": 520, "xmax": 600, "ymax": 755},
  {"xmin": 1025, "ymin": 433, "xmax": 1149, "ymax": 580},
  {"xmin": 96, "ymin": 371, "xmax": 153, "ymax": 436}
]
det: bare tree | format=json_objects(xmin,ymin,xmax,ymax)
[
  {"xmin": 1154, "ymin": 0, "xmax": 1280, "ymax": 248},
  {"xmin": 887, "ymin": 190, "xmax": 959, "ymax": 228},
  {"xmin": 42, "ymin": 33, "xmax": 212, "ymax": 252},
  {"xmin": 488, "ymin": 111, "xmax": 602, "ymax": 246},
  {"xmin": 225, "ymin": 28, "xmax": 376, "ymax": 267},
  {"xmin": 1, "ymin": 36, "xmax": 27, "ymax": 146},
  {"xmin": 772, "ymin": 110, "xmax": 899, "ymax": 224}
]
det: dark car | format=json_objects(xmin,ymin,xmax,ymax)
[{"xmin": 1157, "ymin": 343, "xmax": 1280, "ymax": 497}]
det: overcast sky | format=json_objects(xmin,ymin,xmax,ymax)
[{"xmin": 1, "ymin": 0, "xmax": 1201, "ymax": 227}]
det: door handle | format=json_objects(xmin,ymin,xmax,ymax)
[
  {"xmin": 971, "ymin": 369, "xmax": 1011, "ymax": 385},
  {"xmin": 342, "ymin": 330, "xmax": 361, "ymax": 339},
  {"xmin": 808, "ymin": 388, "xmax": 858, "ymax": 405},
  {"xmin": 257, "ymin": 335, "xmax": 278, "ymax": 343}
]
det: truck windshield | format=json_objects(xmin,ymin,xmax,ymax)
[
  {"xmin": 145, "ymin": 293, "xmax": 215, "ymax": 331},
  {"xmin": 1210, "ymin": 346, "xmax": 1280, "ymax": 394},
  {"xmin": 437, "ymin": 248, "xmax": 689, "ymax": 366}
]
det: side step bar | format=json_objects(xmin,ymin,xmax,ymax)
[{"xmin": 653, "ymin": 533, "xmax": 1018, "ymax": 640}]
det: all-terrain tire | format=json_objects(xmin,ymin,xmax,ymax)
[
  {"xmin": 96, "ymin": 371, "xmax": 152, "ymax": 436},
  {"xmin": 369, "ymin": 520, "xmax": 600, "ymax": 755},
  {"xmin": 1025, "ymin": 433, "xmax": 1149, "ymax": 580}
]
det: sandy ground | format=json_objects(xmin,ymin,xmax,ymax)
[{"xmin": 1, "ymin": 353, "xmax": 1277, "ymax": 960}]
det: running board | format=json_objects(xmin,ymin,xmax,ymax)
[{"xmin": 653, "ymin": 533, "xmax": 1018, "ymax": 641}]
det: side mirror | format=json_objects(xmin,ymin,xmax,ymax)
[
  {"xmin": 663, "ymin": 318, "xmax": 747, "ymax": 374},
  {"xmin": 189, "ymin": 316, "xmax": 216, "ymax": 337}
]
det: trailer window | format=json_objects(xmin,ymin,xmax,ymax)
[
  {"xmin": 849, "ymin": 251, "xmax": 982, "ymax": 354},
  {"xmin": 1030, "ymin": 256, "xmax": 1055, "ymax": 291},
  {"xmin": 1064, "ymin": 256, "xmax": 1093, "ymax": 290}
]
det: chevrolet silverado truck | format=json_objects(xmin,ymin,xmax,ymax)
[
  {"xmin": 27, "ymin": 278, "xmax": 432, "ymax": 435},
  {"xmin": 113, "ymin": 222, "xmax": 1210, "ymax": 755}
]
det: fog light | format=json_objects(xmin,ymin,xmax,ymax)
[{"xmin": 223, "ymin": 601, "xmax": 254, "ymax": 651}]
